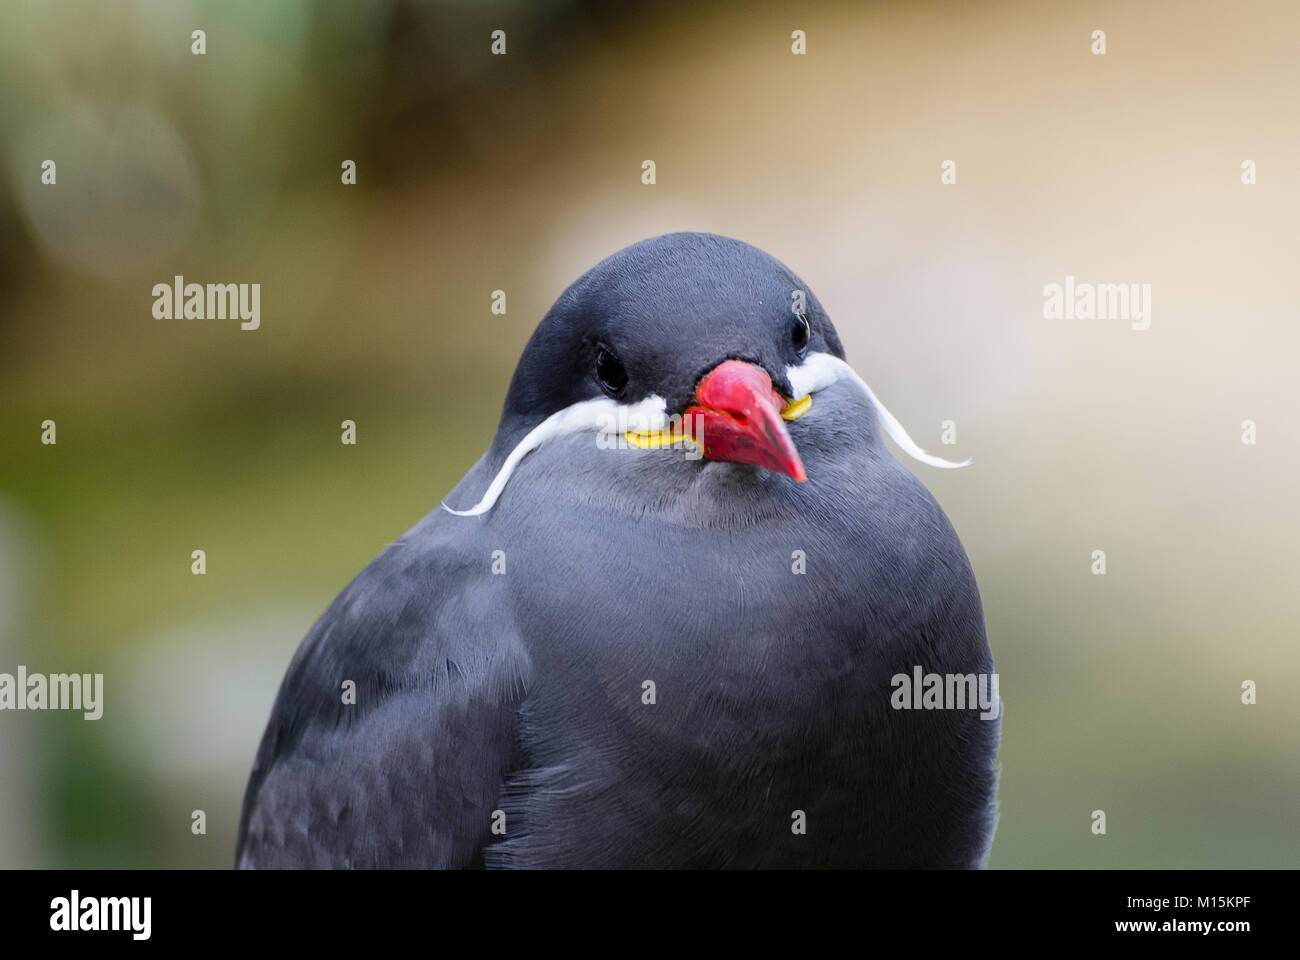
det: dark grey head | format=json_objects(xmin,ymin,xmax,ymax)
[
  {"xmin": 447, "ymin": 233, "xmax": 965, "ymax": 518},
  {"xmin": 499, "ymin": 232, "xmax": 845, "ymax": 435}
]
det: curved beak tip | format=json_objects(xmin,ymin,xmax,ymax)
[{"xmin": 687, "ymin": 360, "xmax": 808, "ymax": 483}]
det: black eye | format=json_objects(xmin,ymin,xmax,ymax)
[
  {"xmin": 791, "ymin": 313, "xmax": 811, "ymax": 353},
  {"xmin": 594, "ymin": 347, "xmax": 628, "ymax": 395}
]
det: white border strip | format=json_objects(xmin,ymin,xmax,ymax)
[
  {"xmin": 787, "ymin": 353, "xmax": 971, "ymax": 469},
  {"xmin": 442, "ymin": 395, "xmax": 668, "ymax": 516}
]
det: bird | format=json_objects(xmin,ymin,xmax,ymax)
[{"xmin": 236, "ymin": 232, "xmax": 1000, "ymax": 869}]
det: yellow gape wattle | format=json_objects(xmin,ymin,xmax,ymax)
[
  {"xmin": 779, "ymin": 393, "xmax": 812, "ymax": 421},
  {"xmin": 623, "ymin": 394, "xmax": 812, "ymax": 449},
  {"xmin": 624, "ymin": 429, "xmax": 696, "ymax": 450}
]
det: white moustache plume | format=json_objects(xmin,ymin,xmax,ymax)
[{"xmin": 786, "ymin": 353, "xmax": 971, "ymax": 469}]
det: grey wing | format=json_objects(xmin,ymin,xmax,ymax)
[{"xmin": 235, "ymin": 536, "xmax": 531, "ymax": 868}]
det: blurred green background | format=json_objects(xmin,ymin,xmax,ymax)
[{"xmin": 0, "ymin": 0, "xmax": 1296, "ymax": 868}]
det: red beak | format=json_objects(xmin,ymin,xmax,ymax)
[{"xmin": 684, "ymin": 360, "xmax": 807, "ymax": 482}]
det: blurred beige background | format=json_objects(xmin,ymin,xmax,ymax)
[{"xmin": 0, "ymin": 0, "xmax": 1296, "ymax": 867}]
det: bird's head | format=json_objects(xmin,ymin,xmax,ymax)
[{"xmin": 446, "ymin": 232, "xmax": 966, "ymax": 517}]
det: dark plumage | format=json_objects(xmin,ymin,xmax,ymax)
[{"xmin": 237, "ymin": 232, "xmax": 999, "ymax": 868}]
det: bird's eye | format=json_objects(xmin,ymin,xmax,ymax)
[
  {"xmin": 594, "ymin": 347, "xmax": 628, "ymax": 395},
  {"xmin": 791, "ymin": 313, "xmax": 811, "ymax": 354}
]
